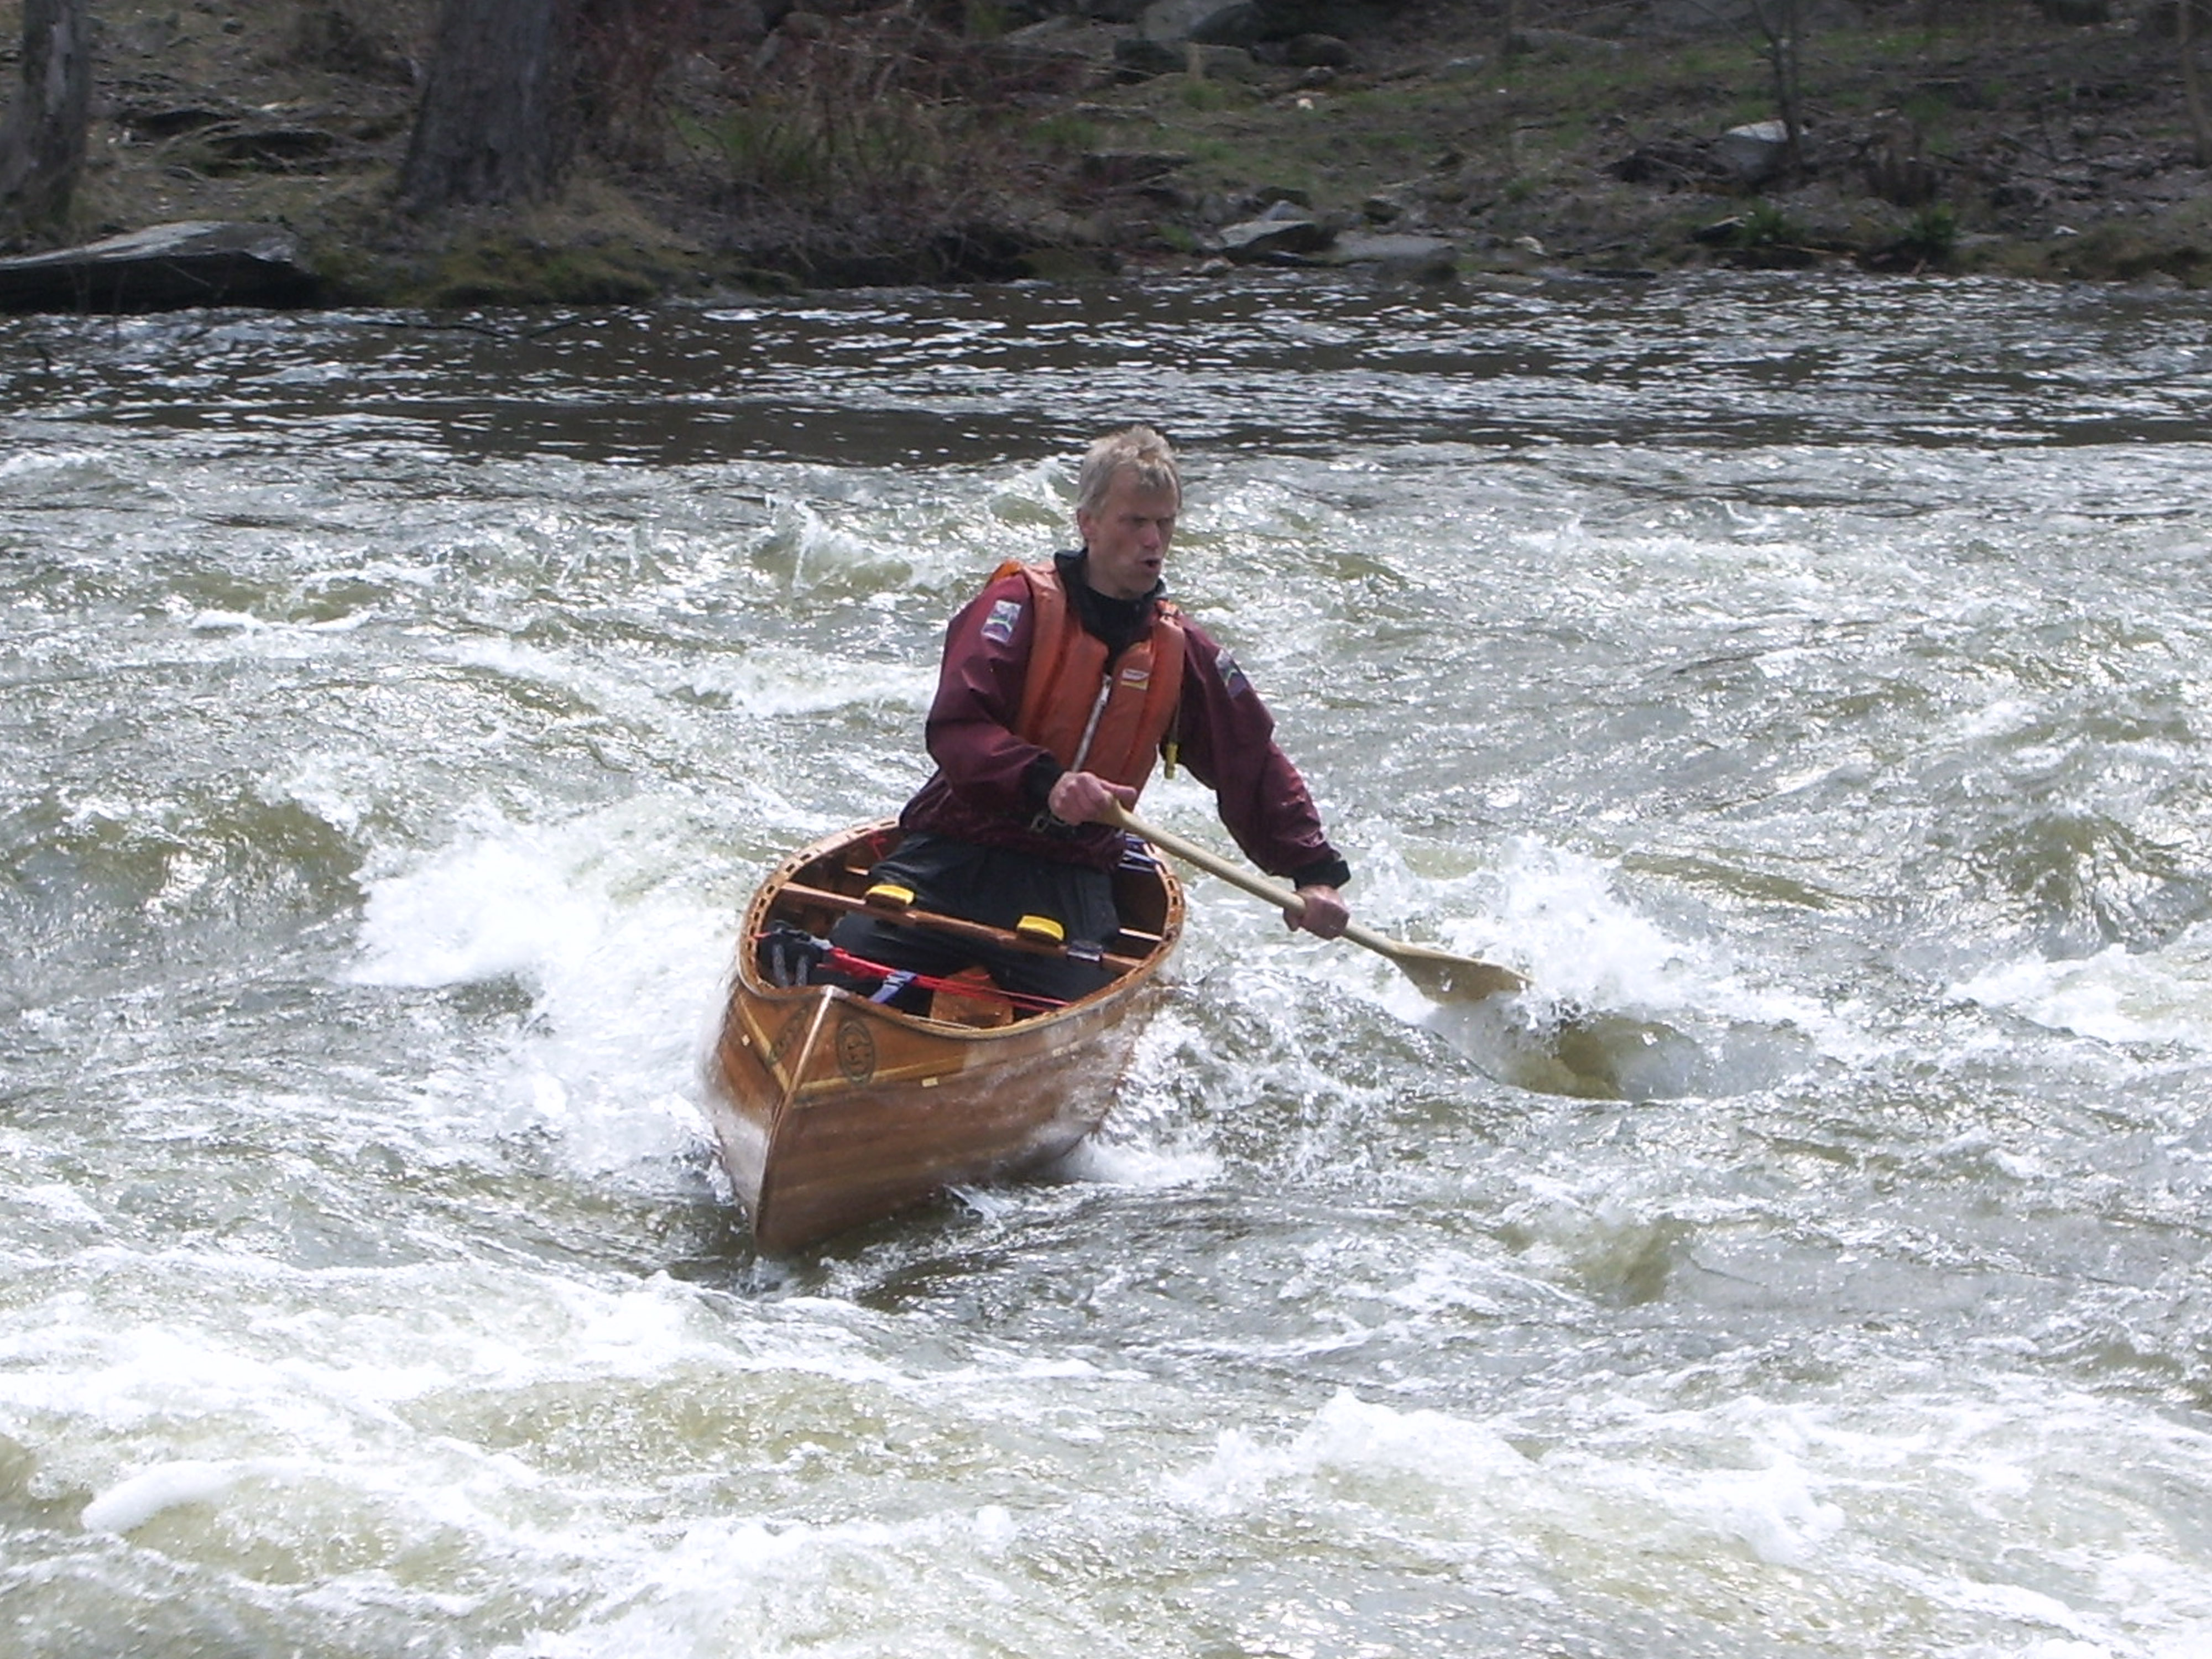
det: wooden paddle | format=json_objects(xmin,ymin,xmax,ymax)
[
  {"xmin": 1104, "ymin": 802, "xmax": 1696, "ymax": 1100},
  {"xmin": 1103, "ymin": 803, "xmax": 1528, "ymax": 1003}
]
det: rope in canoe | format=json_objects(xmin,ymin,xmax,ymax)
[
  {"xmin": 825, "ymin": 946, "xmax": 1069, "ymax": 1013},
  {"xmin": 757, "ymin": 922, "xmax": 1070, "ymax": 1013}
]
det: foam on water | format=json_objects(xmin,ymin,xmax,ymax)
[
  {"xmin": 11, "ymin": 279, "xmax": 2212, "ymax": 1658},
  {"xmin": 352, "ymin": 813, "xmax": 608, "ymax": 993},
  {"xmin": 1052, "ymin": 1133, "xmax": 1223, "ymax": 1192},
  {"xmin": 1053, "ymin": 1009, "xmax": 1230, "ymax": 1190},
  {"xmin": 666, "ymin": 643, "xmax": 928, "ymax": 718},
  {"xmin": 1154, "ymin": 1376, "xmax": 2212, "ymax": 1655},
  {"xmin": 1260, "ymin": 824, "xmax": 1845, "ymax": 1099},
  {"xmin": 346, "ymin": 794, "xmax": 740, "ymax": 1178},
  {"xmin": 81, "ymin": 1459, "xmax": 247, "ymax": 1534},
  {"xmin": 1950, "ymin": 924, "xmax": 2212, "ymax": 1051},
  {"xmin": 18, "ymin": 1217, "xmax": 2210, "ymax": 1655}
]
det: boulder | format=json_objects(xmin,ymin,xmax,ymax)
[
  {"xmin": 1183, "ymin": 43, "xmax": 1275, "ymax": 83},
  {"xmin": 1648, "ymin": 0, "xmax": 1754, "ymax": 26},
  {"xmin": 1640, "ymin": 0, "xmax": 1860, "ymax": 32},
  {"xmin": 0, "ymin": 222, "xmax": 320, "ymax": 314},
  {"xmin": 1219, "ymin": 207, "xmax": 1333, "ymax": 260},
  {"xmin": 196, "ymin": 127, "xmax": 343, "ymax": 173},
  {"xmin": 1112, "ymin": 34, "xmax": 1183, "ymax": 76},
  {"xmin": 1716, "ymin": 119, "xmax": 1792, "ymax": 184},
  {"xmin": 1141, "ymin": 0, "xmax": 1263, "ymax": 47},
  {"xmin": 116, "ymin": 104, "xmax": 232, "ymax": 142},
  {"xmin": 1283, "ymin": 33, "xmax": 1352, "ymax": 67},
  {"xmin": 1322, "ymin": 232, "xmax": 1458, "ymax": 280}
]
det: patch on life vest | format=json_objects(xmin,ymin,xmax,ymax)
[
  {"xmin": 1219, "ymin": 653, "xmax": 1250, "ymax": 696},
  {"xmin": 981, "ymin": 597, "xmax": 1024, "ymax": 645},
  {"xmin": 1119, "ymin": 666, "xmax": 1150, "ymax": 688}
]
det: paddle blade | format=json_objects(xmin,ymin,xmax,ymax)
[{"xmin": 1344, "ymin": 924, "xmax": 1527, "ymax": 1004}]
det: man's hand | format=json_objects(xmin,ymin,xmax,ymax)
[
  {"xmin": 1047, "ymin": 770, "xmax": 1138, "ymax": 826},
  {"xmin": 1287, "ymin": 883, "xmax": 1349, "ymax": 939}
]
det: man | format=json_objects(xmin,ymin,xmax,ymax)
[{"xmin": 826, "ymin": 425, "xmax": 1351, "ymax": 1011}]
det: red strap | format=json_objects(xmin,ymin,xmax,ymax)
[{"xmin": 820, "ymin": 946, "xmax": 1068, "ymax": 1013}]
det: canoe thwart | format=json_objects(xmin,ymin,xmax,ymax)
[{"xmin": 772, "ymin": 880, "xmax": 1149, "ymax": 973}]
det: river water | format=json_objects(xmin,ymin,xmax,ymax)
[{"xmin": 3, "ymin": 271, "xmax": 2210, "ymax": 1657}]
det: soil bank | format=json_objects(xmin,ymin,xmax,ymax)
[{"xmin": 9, "ymin": 0, "xmax": 2212, "ymax": 305}]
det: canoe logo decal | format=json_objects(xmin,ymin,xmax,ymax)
[{"xmin": 835, "ymin": 1016, "xmax": 877, "ymax": 1083}]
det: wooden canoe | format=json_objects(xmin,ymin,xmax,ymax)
[{"xmin": 707, "ymin": 820, "xmax": 1185, "ymax": 1251}]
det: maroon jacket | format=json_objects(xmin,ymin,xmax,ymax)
[{"xmin": 899, "ymin": 554, "xmax": 1351, "ymax": 884}]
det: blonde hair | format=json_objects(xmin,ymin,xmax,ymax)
[{"xmin": 1075, "ymin": 425, "xmax": 1180, "ymax": 517}]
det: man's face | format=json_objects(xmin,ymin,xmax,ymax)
[{"xmin": 1076, "ymin": 472, "xmax": 1178, "ymax": 602}]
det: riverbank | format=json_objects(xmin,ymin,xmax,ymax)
[{"xmin": 23, "ymin": 0, "xmax": 2212, "ymax": 304}]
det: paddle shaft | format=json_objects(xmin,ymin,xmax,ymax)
[
  {"xmin": 1103, "ymin": 803, "xmax": 1527, "ymax": 997},
  {"xmin": 1102, "ymin": 804, "xmax": 1352, "ymax": 934}
]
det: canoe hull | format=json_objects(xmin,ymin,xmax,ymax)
[{"xmin": 706, "ymin": 821, "xmax": 1183, "ymax": 1251}]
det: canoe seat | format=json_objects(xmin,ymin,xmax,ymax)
[{"xmin": 928, "ymin": 966, "xmax": 1015, "ymax": 1029}]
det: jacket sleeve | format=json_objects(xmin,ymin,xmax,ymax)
[
  {"xmin": 921, "ymin": 572, "xmax": 1062, "ymax": 815},
  {"xmin": 1173, "ymin": 620, "xmax": 1351, "ymax": 888}
]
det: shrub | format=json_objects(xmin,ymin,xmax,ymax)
[
  {"xmin": 1734, "ymin": 200, "xmax": 1808, "ymax": 248},
  {"xmin": 673, "ymin": 12, "xmax": 1081, "ymax": 276},
  {"xmin": 1896, "ymin": 202, "xmax": 1959, "ymax": 263}
]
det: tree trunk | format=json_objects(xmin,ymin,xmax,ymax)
[
  {"xmin": 1749, "ymin": 0, "xmax": 1807, "ymax": 179},
  {"xmin": 2183, "ymin": 0, "xmax": 2212, "ymax": 168},
  {"xmin": 0, "ymin": 0, "xmax": 94, "ymax": 247},
  {"xmin": 399, "ymin": 0, "xmax": 583, "ymax": 214}
]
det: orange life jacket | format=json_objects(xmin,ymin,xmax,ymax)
[{"xmin": 995, "ymin": 559, "xmax": 1185, "ymax": 793}]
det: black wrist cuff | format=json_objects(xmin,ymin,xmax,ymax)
[
  {"xmin": 1022, "ymin": 755, "xmax": 1066, "ymax": 811},
  {"xmin": 1288, "ymin": 854, "xmax": 1352, "ymax": 892}
]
